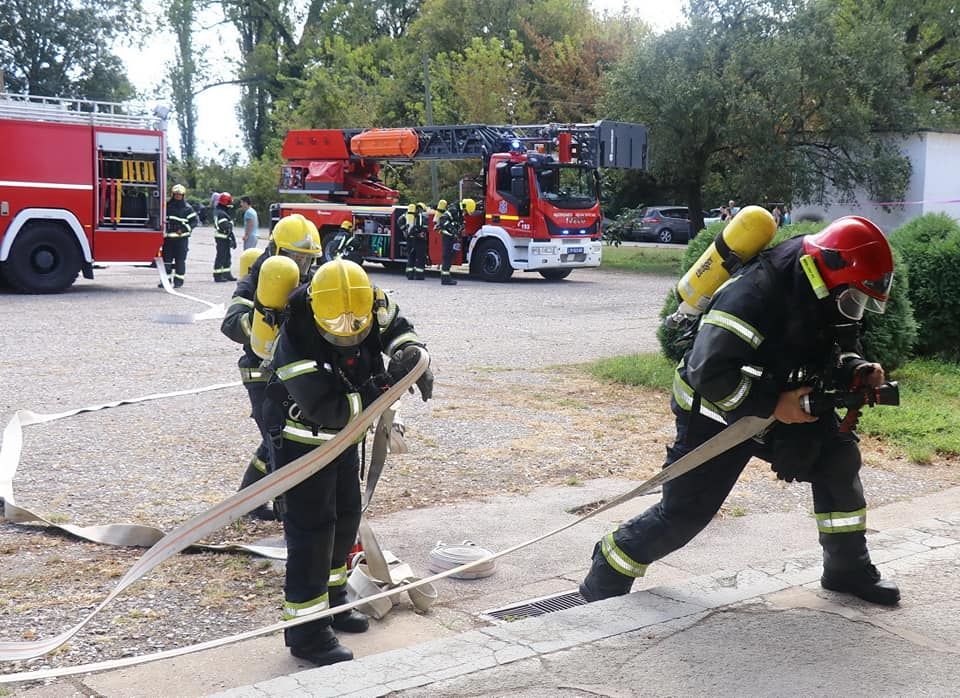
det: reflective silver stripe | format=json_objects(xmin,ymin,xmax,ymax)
[
  {"xmin": 716, "ymin": 375, "xmax": 751, "ymax": 411},
  {"xmin": 601, "ymin": 533, "xmax": 648, "ymax": 578},
  {"xmin": 328, "ymin": 566, "xmax": 348, "ymax": 587},
  {"xmin": 239, "ymin": 313, "xmax": 251, "ymax": 337},
  {"xmin": 386, "ymin": 332, "xmax": 421, "ymax": 355},
  {"xmin": 741, "ymin": 364, "xmax": 763, "ymax": 379},
  {"xmin": 239, "ymin": 367, "xmax": 267, "ymax": 382},
  {"xmin": 703, "ymin": 310, "xmax": 763, "ymax": 349},
  {"xmin": 250, "ymin": 455, "xmax": 268, "ymax": 474},
  {"xmin": 698, "ymin": 401, "xmax": 727, "ymax": 424},
  {"xmin": 282, "ymin": 421, "xmax": 338, "ymax": 445},
  {"xmin": 282, "ymin": 593, "xmax": 329, "ymax": 620},
  {"xmin": 672, "ymin": 367, "xmax": 694, "ymax": 410},
  {"xmin": 230, "ymin": 296, "xmax": 255, "ymax": 309},
  {"xmin": 839, "ymin": 352, "xmax": 861, "ymax": 362},
  {"xmin": 277, "ymin": 360, "xmax": 318, "ymax": 381},
  {"xmin": 816, "ymin": 508, "xmax": 867, "ymax": 534},
  {"xmin": 346, "ymin": 393, "xmax": 362, "ymax": 421},
  {"xmin": 376, "ymin": 293, "xmax": 399, "ymax": 330}
]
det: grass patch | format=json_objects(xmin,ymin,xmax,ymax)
[
  {"xmin": 585, "ymin": 352, "xmax": 960, "ymax": 466},
  {"xmin": 600, "ymin": 244, "xmax": 684, "ymax": 275},
  {"xmin": 586, "ymin": 352, "xmax": 674, "ymax": 390},
  {"xmin": 858, "ymin": 358, "xmax": 960, "ymax": 463}
]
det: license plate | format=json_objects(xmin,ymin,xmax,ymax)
[{"xmin": 566, "ymin": 246, "xmax": 584, "ymax": 254}]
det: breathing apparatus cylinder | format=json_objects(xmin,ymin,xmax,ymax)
[
  {"xmin": 250, "ymin": 255, "xmax": 301, "ymax": 360},
  {"xmin": 676, "ymin": 205, "xmax": 777, "ymax": 315},
  {"xmin": 238, "ymin": 247, "xmax": 264, "ymax": 279}
]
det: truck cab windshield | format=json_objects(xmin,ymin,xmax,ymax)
[{"xmin": 534, "ymin": 165, "xmax": 597, "ymax": 210}]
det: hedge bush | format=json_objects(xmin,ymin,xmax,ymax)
[
  {"xmin": 889, "ymin": 213, "xmax": 960, "ymax": 360},
  {"xmin": 657, "ymin": 221, "xmax": 916, "ymax": 370}
]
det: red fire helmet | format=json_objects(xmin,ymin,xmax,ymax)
[
  {"xmin": 802, "ymin": 216, "xmax": 894, "ymax": 320},
  {"xmin": 218, "ymin": 192, "xmax": 233, "ymax": 206}
]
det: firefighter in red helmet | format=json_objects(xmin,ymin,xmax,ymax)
[
  {"xmin": 581, "ymin": 216, "xmax": 900, "ymax": 607},
  {"xmin": 213, "ymin": 192, "xmax": 238, "ymax": 282}
]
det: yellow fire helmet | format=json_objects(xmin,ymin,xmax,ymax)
[
  {"xmin": 436, "ymin": 199, "xmax": 448, "ymax": 212},
  {"xmin": 407, "ymin": 203, "xmax": 417, "ymax": 213},
  {"xmin": 171, "ymin": 183, "xmax": 187, "ymax": 196},
  {"xmin": 271, "ymin": 214, "xmax": 322, "ymax": 278},
  {"xmin": 340, "ymin": 220, "xmax": 354, "ymax": 231},
  {"xmin": 461, "ymin": 198, "xmax": 477, "ymax": 214},
  {"xmin": 309, "ymin": 258, "xmax": 375, "ymax": 347}
]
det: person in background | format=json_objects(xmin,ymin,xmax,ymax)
[
  {"xmin": 773, "ymin": 205, "xmax": 784, "ymax": 228},
  {"xmin": 240, "ymin": 196, "xmax": 260, "ymax": 250},
  {"xmin": 728, "ymin": 199, "xmax": 740, "ymax": 216},
  {"xmin": 213, "ymin": 192, "xmax": 238, "ymax": 282},
  {"xmin": 161, "ymin": 184, "xmax": 197, "ymax": 288}
]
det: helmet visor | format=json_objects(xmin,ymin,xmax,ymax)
[
  {"xmin": 317, "ymin": 315, "xmax": 372, "ymax": 347},
  {"xmin": 280, "ymin": 249, "xmax": 317, "ymax": 278},
  {"xmin": 836, "ymin": 287, "xmax": 887, "ymax": 320}
]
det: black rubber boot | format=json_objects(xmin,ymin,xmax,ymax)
[
  {"xmin": 406, "ymin": 271, "xmax": 415, "ymax": 280},
  {"xmin": 821, "ymin": 564, "xmax": 900, "ymax": 606},
  {"xmin": 578, "ymin": 542, "xmax": 635, "ymax": 602},
  {"xmin": 225, "ymin": 274, "xmax": 238, "ymax": 281},
  {"xmin": 441, "ymin": 276, "xmax": 457, "ymax": 285},
  {"xmin": 238, "ymin": 461, "xmax": 273, "ymax": 520},
  {"xmin": 415, "ymin": 273, "xmax": 425, "ymax": 280},
  {"xmin": 214, "ymin": 273, "xmax": 226, "ymax": 282},
  {"xmin": 174, "ymin": 280, "xmax": 184, "ymax": 288},
  {"xmin": 329, "ymin": 590, "xmax": 369, "ymax": 633},
  {"xmin": 287, "ymin": 625, "xmax": 353, "ymax": 666}
]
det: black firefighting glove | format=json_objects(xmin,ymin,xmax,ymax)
[
  {"xmin": 388, "ymin": 345, "xmax": 433, "ymax": 402},
  {"xmin": 228, "ymin": 231, "xmax": 237, "ymax": 249},
  {"xmin": 359, "ymin": 372, "xmax": 393, "ymax": 407},
  {"xmin": 768, "ymin": 422, "xmax": 824, "ymax": 483}
]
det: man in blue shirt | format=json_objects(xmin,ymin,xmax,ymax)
[{"xmin": 240, "ymin": 196, "xmax": 260, "ymax": 250}]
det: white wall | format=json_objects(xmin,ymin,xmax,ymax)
[{"xmin": 791, "ymin": 131, "xmax": 960, "ymax": 234}]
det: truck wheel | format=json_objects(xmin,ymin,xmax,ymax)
[
  {"xmin": 539, "ymin": 269, "xmax": 571, "ymax": 281},
  {"xmin": 3, "ymin": 224, "xmax": 82, "ymax": 293},
  {"xmin": 472, "ymin": 239, "xmax": 513, "ymax": 282}
]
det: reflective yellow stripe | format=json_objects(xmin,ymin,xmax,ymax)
[
  {"xmin": 715, "ymin": 375, "xmax": 752, "ymax": 411},
  {"xmin": 601, "ymin": 532, "xmax": 648, "ymax": 578},
  {"xmin": 386, "ymin": 333, "xmax": 421, "ymax": 355},
  {"xmin": 328, "ymin": 565, "xmax": 348, "ymax": 588},
  {"xmin": 277, "ymin": 360, "xmax": 318, "ymax": 381},
  {"xmin": 703, "ymin": 310, "xmax": 763, "ymax": 349},
  {"xmin": 250, "ymin": 455, "xmax": 268, "ymax": 474},
  {"xmin": 239, "ymin": 367, "xmax": 268, "ymax": 382},
  {"xmin": 282, "ymin": 420, "xmax": 338, "ymax": 445},
  {"xmin": 816, "ymin": 508, "xmax": 867, "ymax": 533},
  {"xmin": 282, "ymin": 592, "xmax": 329, "ymax": 620},
  {"xmin": 346, "ymin": 392, "xmax": 362, "ymax": 421},
  {"xmin": 485, "ymin": 214, "xmax": 520, "ymax": 221}
]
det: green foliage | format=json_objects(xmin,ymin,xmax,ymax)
[
  {"xmin": 857, "ymin": 358, "xmax": 960, "ymax": 463},
  {"xmin": 889, "ymin": 213, "xmax": 960, "ymax": 359},
  {"xmin": 586, "ymin": 352, "xmax": 674, "ymax": 391},
  {"xmin": 0, "ymin": 0, "xmax": 139, "ymax": 100},
  {"xmin": 602, "ymin": 0, "xmax": 916, "ymax": 221},
  {"xmin": 657, "ymin": 222, "xmax": 916, "ymax": 370}
]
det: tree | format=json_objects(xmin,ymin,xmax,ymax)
[
  {"xmin": 603, "ymin": 0, "xmax": 916, "ymax": 231},
  {"xmin": 0, "ymin": 0, "xmax": 140, "ymax": 100},
  {"xmin": 167, "ymin": 0, "xmax": 203, "ymax": 188}
]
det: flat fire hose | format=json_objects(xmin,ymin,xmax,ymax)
[
  {"xmin": 0, "ymin": 349, "xmax": 430, "ymax": 672},
  {"xmin": 0, "ymin": 382, "xmax": 286, "ymax": 558},
  {"xmin": 154, "ymin": 257, "xmax": 225, "ymax": 323},
  {"xmin": 0, "ymin": 370, "xmax": 773, "ymax": 683}
]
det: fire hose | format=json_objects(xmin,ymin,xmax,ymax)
[{"xmin": 0, "ymin": 351, "xmax": 776, "ymax": 682}]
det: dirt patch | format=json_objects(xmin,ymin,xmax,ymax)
[{"xmin": 1, "ymin": 367, "xmax": 956, "ymax": 679}]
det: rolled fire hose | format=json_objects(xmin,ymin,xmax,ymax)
[{"xmin": 0, "ymin": 351, "xmax": 772, "ymax": 683}]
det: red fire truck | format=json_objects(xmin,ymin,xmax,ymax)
[
  {"xmin": 0, "ymin": 93, "xmax": 167, "ymax": 293},
  {"xmin": 271, "ymin": 121, "xmax": 646, "ymax": 281}
]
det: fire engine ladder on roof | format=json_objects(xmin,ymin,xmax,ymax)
[
  {"xmin": 0, "ymin": 92, "xmax": 165, "ymax": 130},
  {"xmin": 345, "ymin": 121, "xmax": 647, "ymax": 170}
]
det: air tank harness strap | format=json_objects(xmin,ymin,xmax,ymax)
[{"xmin": 714, "ymin": 230, "xmax": 744, "ymax": 274}]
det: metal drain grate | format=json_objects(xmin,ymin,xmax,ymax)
[{"xmin": 480, "ymin": 589, "xmax": 587, "ymax": 623}]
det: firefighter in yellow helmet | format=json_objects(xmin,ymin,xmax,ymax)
[
  {"xmin": 435, "ymin": 198, "xmax": 476, "ymax": 286},
  {"xmin": 261, "ymin": 257, "xmax": 433, "ymax": 666},
  {"xmin": 160, "ymin": 183, "xmax": 198, "ymax": 288},
  {"xmin": 399, "ymin": 202, "xmax": 428, "ymax": 280},
  {"xmin": 220, "ymin": 214, "xmax": 323, "ymax": 519}
]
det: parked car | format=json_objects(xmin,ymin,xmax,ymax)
[
  {"xmin": 704, "ymin": 208, "xmax": 724, "ymax": 226},
  {"xmin": 624, "ymin": 206, "xmax": 697, "ymax": 244}
]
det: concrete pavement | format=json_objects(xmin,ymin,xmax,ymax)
[{"xmin": 14, "ymin": 480, "xmax": 958, "ymax": 697}]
